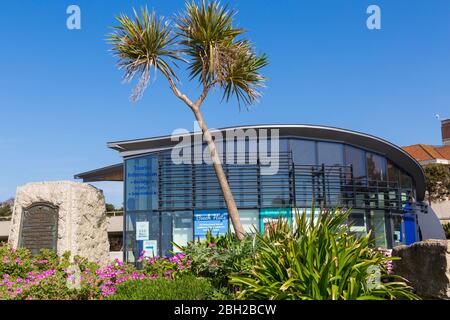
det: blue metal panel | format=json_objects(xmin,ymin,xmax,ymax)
[{"xmin": 404, "ymin": 214, "xmax": 417, "ymax": 245}]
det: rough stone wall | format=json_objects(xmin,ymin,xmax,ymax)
[
  {"xmin": 9, "ymin": 181, "xmax": 110, "ymax": 263},
  {"xmin": 392, "ymin": 240, "xmax": 450, "ymax": 299}
]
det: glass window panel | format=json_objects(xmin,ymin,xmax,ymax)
[
  {"xmin": 261, "ymin": 153, "xmax": 290, "ymax": 207},
  {"xmin": 370, "ymin": 210, "xmax": 388, "ymax": 247},
  {"xmin": 366, "ymin": 153, "xmax": 387, "ymax": 182},
  {"xmin": 290, "ymin": 139, "xmax": 317, "ymax": 165},
  {"xmin": 125, "ymin": 211, "xmax": 160, "ymax": 263},
  {"xmin": 344, "ymin": 145, "xmax": 366, "ymax": 181},
  {"xmin": 387, "ymin": 161, "xmax": 400, "ymax": 185},
  {"xmin": 230, "ymin": 209, "xmax": 259, "ymax": 234},
  {"xmin": 317, "ymin": 142, "xmax": 344, "ymax": 166},
  {"xmin": 400, "ymin": 172, "xmax": 413, "ymax": 189},
  {"xmin": 348, "ymin": 210, "xmax": 368, "ymax": 237},
  {"xmin": 228, "ymin": 164, "xmax": 258, "ymax": 208},
  {"xmin": 161, "ymin": 211, "xmax": 193, "ymax": 255},
  {"xmin": 392, "ymin": 214, "xmax": 404, "ymax": 246}
]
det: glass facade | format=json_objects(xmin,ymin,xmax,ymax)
[{"xmin": 123, "ymin": 138, "xmax": 418, "ymax": 262}]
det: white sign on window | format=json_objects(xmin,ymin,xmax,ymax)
[{"xmin": 136, "ymin": 221, "xmax": 149, "ymax": 240}]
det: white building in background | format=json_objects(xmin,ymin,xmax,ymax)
[{"xmin": 403, "ymin": 119, "xmax": 450, "ymax": 224}]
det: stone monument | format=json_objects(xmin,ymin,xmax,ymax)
[
  {"xmin": 8, "ymin": 181, "xmax": 110, "ymax": 263},
  {"xmin": 393, "ymin": 240, "xmax": 450, "ymax": 299}
]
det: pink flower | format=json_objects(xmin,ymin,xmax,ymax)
[{"xmin": 176, "ymin": 253, "xmax": 186, "ymax": 259}]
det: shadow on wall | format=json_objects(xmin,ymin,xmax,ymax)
[{"xmin": 418, "ymin": 207, "xmax": 446, "ymax": 240}]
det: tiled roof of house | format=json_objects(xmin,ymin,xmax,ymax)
[{"xmin": 403, "ymin": 144, "xmax": 450, "ymax": 161}]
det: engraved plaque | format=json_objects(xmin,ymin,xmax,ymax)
[{"xmin": 19, "ymin": 203, "xmax": 58, "ymax": 254}]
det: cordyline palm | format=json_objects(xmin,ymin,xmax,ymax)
[{"xmin": 108, "ymin": 1, "xmax": 268, "ymax": 239}]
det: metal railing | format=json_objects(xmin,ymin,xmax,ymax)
[{"xmin": 154, "ymin": 151, "xmax": 416, "ymax": 212}]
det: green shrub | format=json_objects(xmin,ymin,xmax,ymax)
[
  {"xmin": 229, "ymin": 208, "xmax": 419, "ymax": 300},
  {"xmin": 443, "ymin": 223, "xmax": 450, "ymax": 239},
  {"xmin": 139, "ymin": 252, "xmax": 191, "ymax": 279},
  {"xmin": 181, "ymin": 230, "xmax": 257, "ymax": 288},
  {"xmin": 0, "ymin": 244, "xmax": 34, "ymax": 279},
  {"xmin": 108, "ymin": 275, "xmax": 215, "ymax": 300}
]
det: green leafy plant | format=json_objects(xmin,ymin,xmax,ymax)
[
  {"xmin": 180, "ymin": 230, "xmax": 257, "ymax": 288},
  {"xmin": 108, "ymin": 274, "xmax": 214, "ymax": 300},
  {"xmin": 139, "ymin": 252, "xmax": 192, "ymax": 279},
  {"xmin": 443, "ymin": 222, "xmax": 450, "ymax": 239},
  {"xmin": 229, "ymin": 208, "xmax": 419, "ymax": 300},
  {"xmin": 424, "ymin": 164, "xmax": 450, "ymax": 202},
  {"xmin": 0, "ymin": 204, "xmax": 12, "ymax": 218}
]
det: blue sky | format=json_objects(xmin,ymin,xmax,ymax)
[{"xmin": 1, "ymin": 0, "xmax": 450, "ymax": 206}]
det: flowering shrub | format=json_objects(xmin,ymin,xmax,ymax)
[
  {"xmin": 182, "ymin": 231, "xmax": 257, "ymax": 288},
  {"xmin": 377, "ymin": 247, "xmax": 394, "ymax": 275},
  {"xmin": 138, "ymin": 252, "xmax": 192, "ymax": 279},
  {"xmin": 0, "ymin": 244, "xmax": 195, "ymax": 300}
]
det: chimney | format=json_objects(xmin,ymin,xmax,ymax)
[{"xmin": 442, "ymin": 119, "xmax": 450, "ymax": 145}]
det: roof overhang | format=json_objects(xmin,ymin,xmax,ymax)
[{"xmin": 74, "ymin": 163, "xmax": 123, "ymax": 182}]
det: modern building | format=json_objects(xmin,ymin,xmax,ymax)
[
  {"xmin": 75, "ymin": 124, "xmax": 444, "ymax": 263},
  {"xmin": 403, "ymin": 119, "xmax": 450, "ymax": 224}
]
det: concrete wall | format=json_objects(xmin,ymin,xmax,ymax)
[
  {"xmin": 0, "ymin": 220, "xmax": 11, "ymax": 238},
  {"xmin": 430, "ymin": 200, "xmax": 450, "ymax": 224},
  {"xmin": 419, "ymin": 207, "xmax": 446, "ymax": 240}
]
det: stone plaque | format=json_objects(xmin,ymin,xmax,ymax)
[{"xmin": 18, "ymin": 202, "xmax": 58, "ymax": 254}]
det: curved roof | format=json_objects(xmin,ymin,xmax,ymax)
[{"xmin": 78, "ymin": 124, "xmax": 427, "ymax": 201}]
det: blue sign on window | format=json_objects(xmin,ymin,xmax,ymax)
[
  {"xmin": 194, "ymin": 209, "xmax": 229, "ymax": 239},
  {"xmin": 125, "ymin": 155, "xmax": 158, "ymax": 211}
]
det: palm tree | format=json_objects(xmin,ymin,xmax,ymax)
[{"xmin": 107, "ymin": 0, "xmax": 268, "ymax": 239}]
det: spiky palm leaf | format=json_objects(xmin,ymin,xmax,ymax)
[
  {"xmin": 176, "ymin": 0, "xmax": 268, "ymax": 107},
  {"xmin": 107, "ymin": 7, "xmax": 181, "ymax": 101}
]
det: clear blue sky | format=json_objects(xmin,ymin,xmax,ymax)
[{"xmin": 1, "ymin": 0, "xmax": 450, "ymax": 206}]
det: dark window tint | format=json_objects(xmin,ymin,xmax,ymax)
[
  {"xmin": 387, "ymin": 161, "xmax": 400, "ymax": 185},
  {"xmin": 344, "ymin": 145, "xmax": 366, "ymax": 180},
  {"xmin": 290, "ymin": 139, "xmax": 316, "ymax": 165},
  {"xmin": 366, "ymin": 153, "xmax": 387, "ymax": 181},
  {"xmin": 400, "ymin": 172, "xmax": 413, "ymax": 189},
  {"xmin": 317, "ymin": 142, "xmax": 344, "ymax": 166}
]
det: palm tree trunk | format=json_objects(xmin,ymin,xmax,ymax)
[{"xmin": 191, "ymin": 107, "xmax": 245, "ymax": 240}]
